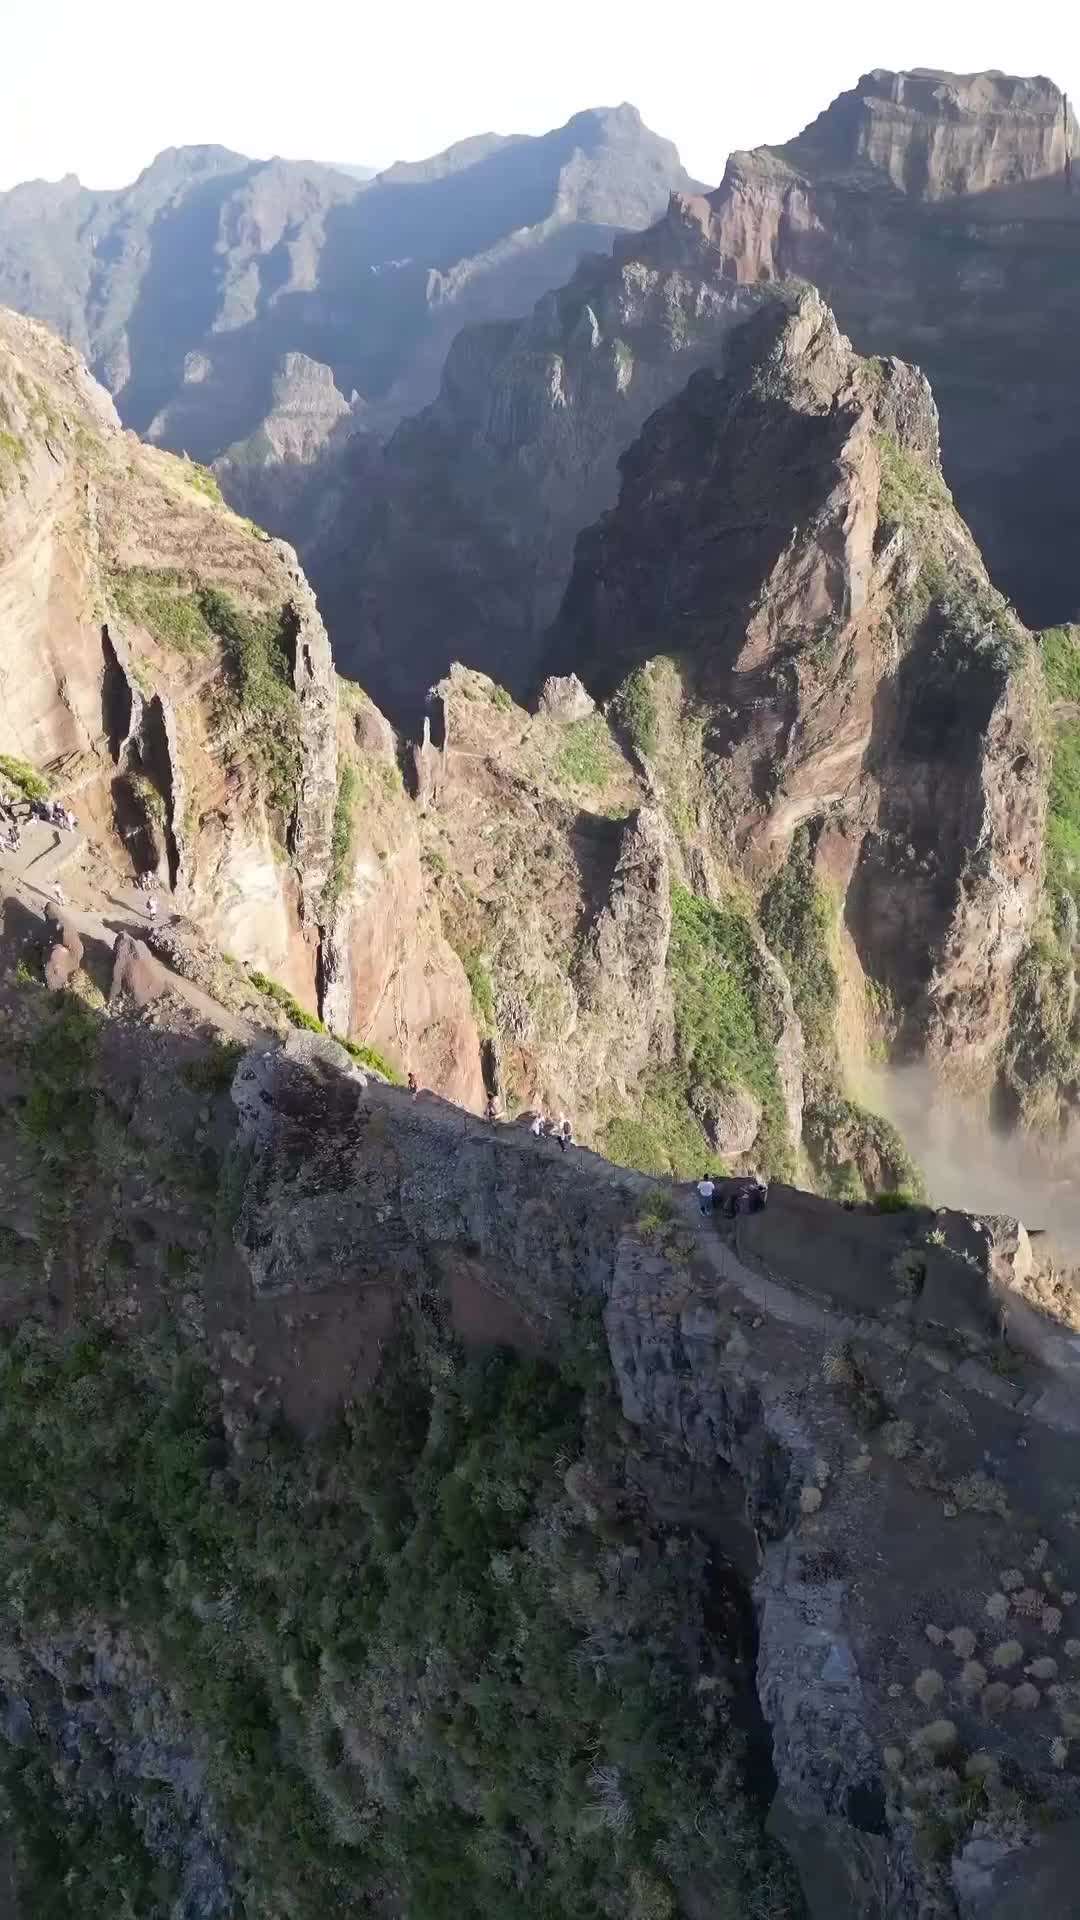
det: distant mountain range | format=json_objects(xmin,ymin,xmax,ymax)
[
  {"xmin": 0, "ymin": 106, "xmax": 696, "ymax": 463},
  {"xmin": 297, "ymin": 67, "xmax": 1080, "ymax": 719}
]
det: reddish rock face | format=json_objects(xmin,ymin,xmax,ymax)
[
  {"xmin": 703, "ymin": 70, "xmax": 1080, "ymax": 629},
  {"xmin": 546, "ymin": 290, "xmax": 1046, "ymax": 1087}
]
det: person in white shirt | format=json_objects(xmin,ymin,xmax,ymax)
[
  {"xmin": 530, "ymin": 1114, "xmax": 545, "ymax": 1138},
  {"xmin": 696, "ymin": 1173, "xmax": 715, "ymax": 1217}
]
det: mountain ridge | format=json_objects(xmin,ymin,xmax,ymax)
[{"xmin": 0, "ymin": 105, "xmax": 696, "ymax": 464}]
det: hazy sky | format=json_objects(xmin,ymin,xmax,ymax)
[{"xmin": 2, "ymin": 0, "xmax": 1076, "ymax": 192}]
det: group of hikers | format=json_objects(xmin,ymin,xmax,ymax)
[
  {"xmin": 0, "ymin": 794, "xmax": 77, "ymax": 857},
  {"xmin": 696, "ymin": 1169, "xmax": 768, "ymax": 1218},
  {"xmin": 405, "ymin": 1070, "xmax": 575, "ymax": 1149},
  {"xmin": 529, "ymin": 1110, "xmax": 574, "ymax": 1151}
]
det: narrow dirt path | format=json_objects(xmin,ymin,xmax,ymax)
[{"xmin": 0, "ymin": 818, "xmax": 255, "ymax": 1039}]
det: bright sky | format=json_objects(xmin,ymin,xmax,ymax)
[{"xmin": 2, "ymin": 0, "xmax": 1076, "ymax": 192}]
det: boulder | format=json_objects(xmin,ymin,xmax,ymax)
[
  {"xmin": 109, "ymin": 932, "xmax": 172, "ymax": 1008},
  {"xmin": 43, "ymin": 944, "xmax": 78, "ymax": 992},
  {"xmin": 691, "ymin": 1081, "xmax": 762, "ymax": 1157},
  {"xmin": 43, "ymin": 907, "xmax": 83, "ymax": 971},
  {"xmin": 536, "ymin": 674, "xmax": 595, "ymax": 722}
]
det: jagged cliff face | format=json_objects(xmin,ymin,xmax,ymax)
[
  {"xmin": 0, "ymin": 307, "xmax": 481, "ymax": 1095},
  {"xmin": 306, "ymin": 66, "xmax": 1079, "ymax": 724},
  {"xmin": 3, "ymin": 981, "xmax": 1080, "ymax": 1918},
  {"xmin": 0, "ymin": 291, "xmax": 1052, "ymax": 1166},
  {"xmin": 307, "ymin": 197, "xmax": 764, "ymax": 720},
  {"xmin": 707, "ymin": 68, "xmax": 1080, "ymax": 629},
  {"xmin": 0, "ymin": 108, "xmax": 695, "ymax": 470},
  {"xmin": 545, "ymin": 291, "xmax": 1046, "ymax": 1093}
]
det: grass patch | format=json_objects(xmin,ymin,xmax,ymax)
[
  {"xmin": 449, "ymin": 941, "xmax": 495, "ymax": 1031},
  {"xmin": 760, "ymin": 827, "xmax": 838, "ymax": 1060},
  {"xmin": 109, "ymin": 568, "xmax": 215, "ymax": 656},
  {"xmin": 604, "ymin": 889, "xmax": 792, "ymax": 1180},
  {"xmin": 0, "ymin": 428, "xmax": 26, "ymax": 467},
  {"xmin": 1041, "ymin": 625, "xmax": 1080, "ymax": 704},
  {"xmin": 0, "ymin": 754, "xmax": 49, "ymax": 801},
  {"xmin": 603, "ymin": 1070, "xmax": 716, "ymax": 1180},
  {"xmin": 875, "ymin": 432, "xmax": 951, "ymax": 528},
  {"xmin": 247, "ymin": 970, "xmax": 401, "ymax": 1081},
  {"xmin": 180, "ymin": 459, "xmax": 222, "ymax": 504},
  {"xmin": 554, "ymin": 714, "xmax": 617, "ymax": 788},
  {"xmin": 668, "ymin": 886, "xmax": 792, "ymax": 1177},
  {"xmin": 322, "ymin": 764, "xmax": 360, "ymax": 912}
]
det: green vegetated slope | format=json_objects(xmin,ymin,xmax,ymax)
[
  {"xmin": 603, "ymin": 883, "xmax": 794, "ymax": 1183},
  {"xmin": 0, "ymin": 1311, "xmax": 797, "ymax": 1920},
  {"xmin": 761, "ymin": 830, "xmax": 920, "ymax": 1203},
  {"xmin": 1002, "ymin": 625, "xmax": 1080, "ymax": 1128},
  {"xmin": 0, "ymin": 985, "xmax": 797, "ymax": 1920}
]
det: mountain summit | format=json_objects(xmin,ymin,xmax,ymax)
[{"xmin": 0, "ymin": 106, "xmax": 695, "ymax": 464}]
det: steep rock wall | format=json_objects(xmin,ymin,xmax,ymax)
[{"xmin": 545, "ymin": 292, "xmax": 1046, "ymax": 1089}]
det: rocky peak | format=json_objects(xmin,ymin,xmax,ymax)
[
  {"xmin": 545, "ymin": 287, "xmax": 1044, "ymax": 1090},
  {"xmin": 788, "ymin": 67, "xmax": 1076, "ymax": 198}
]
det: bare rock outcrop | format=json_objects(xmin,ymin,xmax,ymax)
[
  {"xmin": 705, "ymin": 69, "xmax": 1080, "ymax": 629},
  {"xmin": 545, "ymin": 290, "xmax": 1046, "ymax": 1089},
  {"xmin": 572, "ymin": 806, "xmax": 672, "ymax": 1098},
  {"xmin": 223, "ymin": 1041, "xmax": 1080, "ymax": 1918}
]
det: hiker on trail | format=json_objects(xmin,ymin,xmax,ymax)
[
  {"xmin": 484, "ymin": 1095, "xmax": 498, "ymax": 1123},
  {"xmin": 559, "ymin": 1118, "xmax": 573, "ymax": 1153},
  {"xmin": 408, "ymin": 1071, "xmax": 419, "ymax": 1101},
  {"xmin": 530, "ymin": 1113, "xmax": 545, "ymax": 1138},
  {"xmin": 146, "ymin": 895, "xmax": 159, "ymax": 919},
  {"xmin": 51, "ymin": 882, "xmax": 66, "ymax": 908},
  {"xmin": 697, "ymin": 1172, "xmax": 715, "ymax": 1216}
]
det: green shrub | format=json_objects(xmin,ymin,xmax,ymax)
[
  {"xmin": 873, "ymin": 1189, "xmax": 918, "ymax": 1214},
  {"xmin": 489, "ymin": 684, "xmax": 514, "ymax": 712},
  {"xmin": 611, "ymin": 666, "xmax": 658, "ymax": 757},
  {"xmin": 248, "ymin": 969, "xmax": 324, "ymax": 1033},
  {"xmin": 603, "ymin": 1070, "xmax": 715, "ymax": 1180},
  {"xmin": 604, "ymin": 887, "xmax": 792, "ymax": 1181},
  {"xmin": 0, "ymin": 754, "xmax": 49, "ymax": 801}
]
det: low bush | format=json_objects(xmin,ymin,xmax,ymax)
[
  {"xmin": 0, "ymin": 754, "xmax": 49, "ymax": 801},
  {"xmin": 873, "ymin": 1189, "xmax": 918, "ymax": 1214}
]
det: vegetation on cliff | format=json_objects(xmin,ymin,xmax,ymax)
[
  {"xmin": 1000, "ymin": 626, "xmax": 1080, "ymax": 1130},
  {"xmin": 761, "ymin": 830, "xmax": 921, "ymax": 1199},
  {"xmin": 604, "ymin": 885, "xmax": 793, "ymax": 1181},
  {"xmin": 0, "ymin": 1307, "xmax": 798, "ymax": 1920}
]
